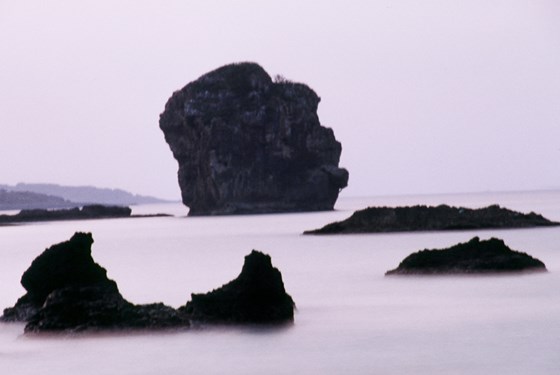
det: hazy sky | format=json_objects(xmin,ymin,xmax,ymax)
[{"xmin": 1, "ymin": 1, "xmax": 559, "ymax": 200}]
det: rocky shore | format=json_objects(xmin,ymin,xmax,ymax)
[{"xmin": 304, "ymin": 204, "xmax": 559, "ymax": 234}]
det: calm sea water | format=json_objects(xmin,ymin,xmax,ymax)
[{"xmin": 1, "ymin": 191, "xmax": 559, "ymax": 374}]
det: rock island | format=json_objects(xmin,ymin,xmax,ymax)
[{"xmin": 159, "ymin": 62, "xmax": 348, "ymax": 215}]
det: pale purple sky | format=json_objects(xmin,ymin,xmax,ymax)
[{"xmin": 1, "ymin": 1, "xmax": 559, "ymax": 200}]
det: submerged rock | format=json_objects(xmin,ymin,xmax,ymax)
[
  {"xmin": 1, "ymin": 233, "xmax": 189, "ymax": 332},
  {"xmin": 181, "ymin": 250, "xmax": 295, "ymax": 324},
  {"xmin": 304, "ymin": 204, "xmax": 559, "ymax": 234},
  {"xmin": 159, "ymin": 62, "xmax": 348, "ymax": 215},
  {"xmin": 386, "ymin": 237, "xmax": 547, "ymax": 275}
]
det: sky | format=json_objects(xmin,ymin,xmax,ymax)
[{"xmin": 1, "ymin": 1, "xmax": 559, "ymax": 200}]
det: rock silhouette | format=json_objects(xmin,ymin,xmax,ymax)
[
  {"xmin": 2, "ymin": 234, "xmax": 295, "ymax": 332},
  {"xmin": 305, "ymin": 204, "xmax": 559, "ymax": 234},
  {"xmin": 25, "ymin": 286, "xmax": 188, "ymax": 332},
  {"xmin": 386, "ymin": 237, "xmax": 547, "ymax": 275},
  {"xmin": 181, "ymin": 250, "xmax": 295, "ymax": 324},
  {"xmin": 2, "ymin": 233, "xmax": 188, "ymax": 332},
  {"xmin": 159, "ymin": 62, "xmax": 348, "ymax": 215},
  {"xmin": 2, "ymin": 232, "xmax": 116, "ymax": 322}
]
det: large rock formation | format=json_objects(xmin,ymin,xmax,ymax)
[
  {"xmin": 181, "ymin": 250, "xmax": 295, "ymax": 324},
  {"xmin": 1, "ymin": 233, "xmax": 189, "ymax": 332},
  {"xmin": 2, "ymin": 234, "xmax": 295, "ymax": 332},
  {"xmin": 304, "ymin": 204, "xmax": 560, "ymax": 234},
  {"xmin": 386, "ymin": 237, "xmax": 547, "ymax": 275},
  {"xmin": 159, "ymin": 62, "xmax": 348, "ymax": 215}
]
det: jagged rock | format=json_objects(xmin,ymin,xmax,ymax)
[
  {"xmin": 2, "ymin": 234, "xmax": 296, "ymax": 332},
  {"xmin": 181, "ymin": 250, "xmax": 295, "ymax": 324},
  {"xmin": 1, "ymin": 294, "xmax": 39, "ymax": 322},
  {"xmin": 2, "ymin": 232, "xmax": 116, "ymax": 322},
  {"xmin": 159, "ymin": 62, "xmax": 348, "ymax": 215},
  {"xmin": 304, "ymin": 204, "xmax": 560, "ymax": 234},
  {"xmin": 25, "ymin": 285, "xmax": 188, "ymax": 332},
  {"xmin": 1, "ymin": 233, "xmax": 189, "ymax": 332},
  {"xmin": 386, "ymin": 237, "xmax": 547, "ymax": 275}
]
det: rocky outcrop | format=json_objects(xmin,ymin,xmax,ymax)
[
  {"xmin": 25, "ymin": 286, "xmax": 188, "ymax": 332},
  {"xmin": 0, "ymin": 205, "xmax": 132, "ymax": 224},
  {"xmin": 2, "ymin": 232, "xmax": 116, "ymax": 322},
  {"xmin": 0, "ymin": 205, "xmax": 172, "ymax": 225},
  {"xmin": 2, "ymin": 234, "xmax": 295, "ymax": 332},
  {"xmin": 304, "ymin": 204, "xmax": 559, "ymax": 234},
  {"xmin": 181, "ymin": 250, "xmax": 295, "ymax": 324},
  {"xmin": 159, "ymin": 62, "xmax": 348, "ymax": 215},
  {"xmin": 386, "ymin": 237, "xmax": 547, "ymax": 275},
  {"xmin": 1, "ymin": 233, "xmax": 189, "ymax": 332}
]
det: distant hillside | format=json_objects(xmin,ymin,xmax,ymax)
[
  {"xmin": 0, "ymin": 189, "xmax": 76, "ymax": 211},
  {"xmin": 0, "ymin": 183, "xmax": 172, "ymax": 207}
]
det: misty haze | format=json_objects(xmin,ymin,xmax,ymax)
[{"xmin": 0, "ymin": 1, "xmax": 559, "ymax": 374}]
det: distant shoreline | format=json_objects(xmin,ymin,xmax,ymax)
[{"xmin": 0, "ymin": 183, "xmax": 177, "ymax": 212}]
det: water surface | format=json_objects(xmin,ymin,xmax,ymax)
[{"xmin": 1, "ymin": 191, "xmax": 559, "ymax": 374}]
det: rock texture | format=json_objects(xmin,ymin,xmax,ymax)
[
  {"xmin": 1, "ymin": 233, "xmax": 189, "ymax": 332},
  {"xmin": 159, "ymin": 62, "xmax": 348, "ymax": 215},
  {"xmin": 25, "ymin": 286, "xmax": 188, "ymax": 332},
  {"xmin": 304, "ymin": 204, "xmax": 559, "ymax": 234},
  {"xmin": 181, "ymin": 250, "xmax": 295, "ymax": 324},
  {"xmin": 386, "ymin": 237, "xmax": 547, "ymax": 275}
]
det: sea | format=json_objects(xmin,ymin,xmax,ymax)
[{"xmin": 1, "ymin": 190, "xmax": 559, "ymax": 374}]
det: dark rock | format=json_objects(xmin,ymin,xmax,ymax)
[
  {"xmin": 25, "ymin": 285, "xmax": 188, "ymax": 333},
  {"xmin": 2, "ymin": 233, "xmax": 296, "ymax": 332},
  {"xmin": 0, "ymin": 205, "xmax": 132, "ymax": 224},
  {"xmin": 20, "ymin": 232, "xmax": 117, "ymax": 303},
  {"xmin": 181, "ymin": 250, "xmax": 295, "ymax": 324},
  {"xmin": 304, "ymin": 204, "xmax": 560, "ymax": 234},
  {"xmin": 2, "ymin": 232, "xmax": 116, "ymax": 322},
  {"xmin": 1, "ymin": 232, "xmax": 189, "ymax": 332},
  {"xmin": 1, "ymin": 294, "xmax": 40, "ymax": 322},
  {"xmin": 80, "ymin": 204, "xmax": 132, "ymax": 218},
  {"xmin": 159, "ymin": 62, "xmax": 348, "ymax": 215},
  {"xmin": 386, "ymin": 237, "xmax": 547, "ymax": 275}
]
